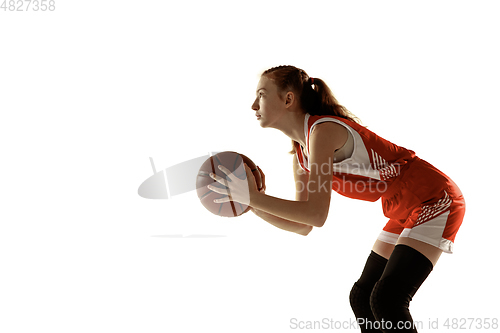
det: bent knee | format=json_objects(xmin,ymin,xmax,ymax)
[{"xmin": 369, "ymin": 278, "xmax": 412, "ymax": 318}]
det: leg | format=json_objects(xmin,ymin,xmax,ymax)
[
  {"xmin": 372, "ymin": 239, "xmax": 396, "ymax": 260},
  {"xmin": 349, "ymin": 240, "xmax": 393, "ymax": 333},
  {"xmin": 396, "ymin": 237, "xmax": 442, "ymax": 266},
  {"xmin": 370, "ymin": 243, "xmax": 437, "ymax": 332}
]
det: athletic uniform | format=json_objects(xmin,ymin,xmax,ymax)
[{"xmin": 295, "ymin": 114, "xmax": 465, "ymax": 253}]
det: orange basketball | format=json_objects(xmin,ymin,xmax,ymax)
[{"xmin": 196, "ymin": 151, "xmax": 263, "ymax": 217}]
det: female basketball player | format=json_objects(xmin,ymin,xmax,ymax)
[{"xmin": 207, "ymin": 65, "xmax": 465, "ymax": 332}]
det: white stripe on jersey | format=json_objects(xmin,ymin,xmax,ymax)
[
  {"xmin": 415, "ymin": 190, "xmax": 453, "ymax": 226},
  {"xmin": 306, "ymin": 115, "xmax": 382, "ymax": 180},
  {"xmin": 304, "ymin": 115, "xmax": 406, "ymax": 182}
]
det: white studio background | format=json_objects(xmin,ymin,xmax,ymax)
[{"xmin": 0, "ymin": 1, "xmax": 498, "ymax": 332}]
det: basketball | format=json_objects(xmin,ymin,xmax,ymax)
[{"xmin": 196, "ymin": 151, "xmax": 263, "ymax": 217}]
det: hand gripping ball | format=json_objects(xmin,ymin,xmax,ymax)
[{"xmin": 196, "ymin": 151, "xmax": 263, "ymax": 217}]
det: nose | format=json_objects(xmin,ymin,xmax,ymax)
[{"xmin": 251, "ymin": 98, "xmax": 259, "ymax": 111}]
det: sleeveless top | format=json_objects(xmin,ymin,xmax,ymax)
[{"xmin": 295, "ymin": 114, "xmax": 417, "ymax": 202}]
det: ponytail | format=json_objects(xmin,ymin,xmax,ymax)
[{"xmin": 262, "ymin": 65, "xmax": 361, "ymax": 154}]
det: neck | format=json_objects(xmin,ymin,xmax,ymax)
[{"xmin": 278, "ymin": 112, "xmax": 307, "ymax": 148}]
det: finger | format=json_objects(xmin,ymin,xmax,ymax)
[
  {"xmin": 209, "ymin": 172, "xmax": 230, "ymax": 186},
  {"xmin": 257, "ymin": 165, "xmax": 265, "ymax": 178},
  {"xmin": 257, "ymin": 165, "xmax": 266, "ymax": 191},
  {"xmin": 214, "ymin": 196, "xmax": 230, "ymax": 203},
  {"xmin": 217, "ymin": 164, "xmax": 231, "ymax": 176},
  {"xmin": 244, "ymin": 163, "xmax": 255, "ymax": 179},
  {"xmin": 218, "ymin": 165, "xmax": 240, "ymax": 183},
  {"xmin": 207, "ymin": 184, "xmax": 228, "ymax": 195},
  {"xmin": 244, "ymin": 163, "xmax": 257, "ymax": 187}
]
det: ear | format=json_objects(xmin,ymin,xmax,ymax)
[{"xmin": 284, "ymin": 91, "xmax": 295, "ymax": 109}]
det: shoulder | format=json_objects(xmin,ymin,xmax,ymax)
[
  {"xmin": 310, "ymin": 121, "xmax": 348, "ymax": 151},
  {"xmin": 310, "ymin": 120, "xmax": 346, "ymax": 134}
]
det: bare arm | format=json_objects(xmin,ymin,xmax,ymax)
[
  {"xmin": 249, "ymin": 122, "xmax": 346, "ymax": 227},
  {"xmin": 250, "ymin": 163, "xmax": 312, "ymax": 235},
  {"xmin": 251, "ymin": 208, "xmax": 313, "ymax": 235}
]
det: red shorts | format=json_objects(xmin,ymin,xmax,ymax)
[{"xmin": 377, "ymin": 158, "xmax": 466, "ymax": 253}]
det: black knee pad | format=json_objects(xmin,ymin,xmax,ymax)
[
  {"xmin": 349, "ymin": 282, "xmax": 373, "ymax": 319},
  {"xmin": 350, "ymin": 251, "xmax": 388, "ymax": 313},
  {"xmin": 350, "ymin": 251, "xmax": 388, "ymax": 332},
  {"xmin": 351, "ymin": 282, "xmax": 387, "ymax": 333},
  {"xmin": 370, "ymin": 276, "xmax": 412, "ymax": 320}
]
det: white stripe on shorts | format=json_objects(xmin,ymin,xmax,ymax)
[
  {"xmin": 377, "ymin": 230, "xmax": 400, "ymax": 245},
  {"xmin": 401, "ymin": 210, "xmax": 454, "ymax": 253}
]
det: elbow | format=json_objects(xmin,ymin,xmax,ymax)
[
  {"xmin": 306, "ymin": 201, "xmax": 329, "ymax": 228},
  {"xmin": 310, "ymin": 212, "xmax": 327, "ymax": 228},
  {"xmin": 298, "ymin": 225, "xmax": 314, "ymax": 236},
  {"xmin": 302, "ymin": 217, "xmax": 325, "ymax": 229},
  {"xmin": 315, "ymin": 218, "xmax": 326, "ymax": 228}
]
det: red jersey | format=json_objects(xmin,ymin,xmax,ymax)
[
  {"xmin": 295, "ymin": 114, "xmax": 465, "ymax": 253},
  {"xmin": 295, "ymin": 114, "xmax": 417, "ymax": 202}
]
